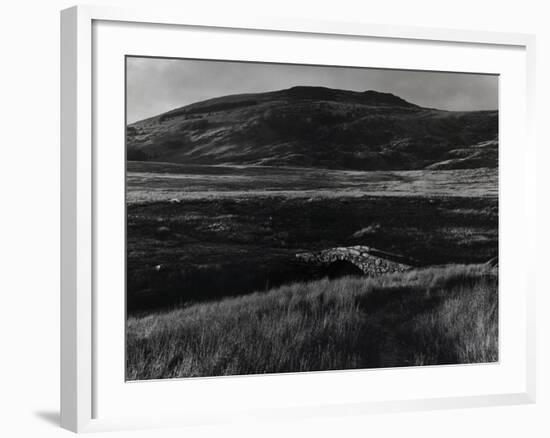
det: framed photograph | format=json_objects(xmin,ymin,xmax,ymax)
[{"xmin": 61, "ymin": 5, "xmax": 536, "ymax": 432}]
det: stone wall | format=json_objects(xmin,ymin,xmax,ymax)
[{"xmin": 296, "ymin": 245, "xmax": 412, "ymax": 276}]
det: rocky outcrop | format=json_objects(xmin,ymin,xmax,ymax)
[{"xmin": 296, "ymin": 245, "xmax": 414, "ymax": 277}]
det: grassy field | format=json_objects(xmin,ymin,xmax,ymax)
[
  {"xmin": 127, "ymin": 161, "xmax": 498, "ymax": 203},
  {"xmin": 126, "ymin": 264, "xmax": 498, "ymax": 380}
]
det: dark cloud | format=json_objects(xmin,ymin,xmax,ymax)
[{"xmin": 126, "ymin": 57, "xmax": 498, "ymax": 124}]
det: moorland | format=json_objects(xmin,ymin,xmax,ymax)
[{"xmin": 125, "ymin": 86, "xmax": 498, "ymax": 379}]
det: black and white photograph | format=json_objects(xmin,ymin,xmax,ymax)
[{"xmin": 125, "ymin": 57, "xmax": 499, "ymax": 381}]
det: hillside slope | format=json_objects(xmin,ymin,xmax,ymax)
[{"xmin": 127, "ymin": 86, "xmax": 498, "ymax": 171}]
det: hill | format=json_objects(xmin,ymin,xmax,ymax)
[{"xmin": 127, "ymin": 86, "xmax": 498, "ymax": 171}]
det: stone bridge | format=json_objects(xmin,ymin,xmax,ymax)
[{"xmin": 295, "ymin": 245, "xmax": 415, "ymax": 277}]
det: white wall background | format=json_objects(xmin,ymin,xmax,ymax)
[{"xmin": 0, "ymin": 0, "xmax": 547, "ymax": 436}]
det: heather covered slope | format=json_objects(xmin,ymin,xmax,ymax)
[{"xmin": 127, "ymin": 86, "xmax": 498, "ymax": 171}]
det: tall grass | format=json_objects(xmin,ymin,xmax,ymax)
[{"xmin": 126, "ymin": 264, "xmax": 497, "ymax": 380}]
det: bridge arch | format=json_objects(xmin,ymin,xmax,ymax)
[{"xmin": 325, "ymin": 260, "xmax": 364, "ymax": 279}]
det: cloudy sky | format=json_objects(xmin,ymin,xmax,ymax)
[{"xmin": 126, "ymin": 56, "xmax": 498, "ymax": 124}]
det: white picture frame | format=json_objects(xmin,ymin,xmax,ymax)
[{"xmin": 60, "ymin": 4, "xmax": 536, "ymax": 433}]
